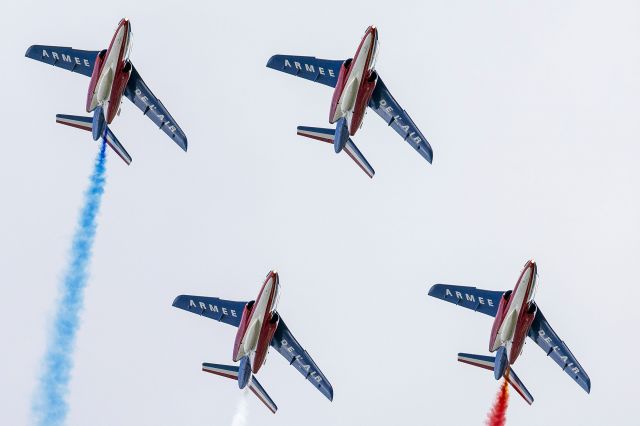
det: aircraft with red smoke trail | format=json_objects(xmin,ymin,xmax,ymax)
[
  {"xmin": 25, "ymin": 18, "xmax": 187, "ymax": 165},
  {"xmin": 266, "ymin": 25, "xmax": 433, "ymax": 178},
  {"xmin": 428, "ymin": 260, "xmax": 591, "ymax": 405},
  {"xmin": 172, "ymin": 270, "xmax": 333, "ymax": 413}
]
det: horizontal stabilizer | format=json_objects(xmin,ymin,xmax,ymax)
[
  {"xmin": 297, "ymin": 126, "xmax": 334, "ymax": 144},
  {"xmin": 457, "ymin": 353, "xmax": 534, "ymax": 405},
  {"xmin": 249, "ymin": 375, "xmax": 278, "ymax": 414},
  {"xmin": 506, "ymin": 366, "xmax": 534, "ymax": 405},
  {"xmin": 458, "ymin": 352, "xmax": 495, "ymax": 371},
  {"xmin": 202, "ymin": 363, "xmax": 278, "ymax": 413},
  {"xmin": 344, "ymin": 139, "xmax": 375, "ymax": 178},
  {"xmin": 55, "ymin": 114, "xmax": 132, "ymax": 165},
  {"xmin": 56, "ymin": 114, "xmax": 92, "ymax": 132},
  {"xmin": 297, "ymin": 126, "xmax": 375, "ymax": 178},
  {"xmin": 104, "ymin": 127, "xmax": 132, "ymax": 165},
  {"xmin": 202, "ymin": 362, "xmax": 239, "ymax": 380}
]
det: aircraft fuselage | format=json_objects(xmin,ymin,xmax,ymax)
[
  {"xmin": 86, "ymin": 18, "xmax": 132, "ymax": 125},
  {"xmin": 232, "ymin": 271, "xmax": 281, "ymax": 379},
  {"xmin": 329, "ymin": 26, "xmax": 379, "ymax": 135},
  {"xmin": 489, "ymin": 260, "xmax": 538, "ymax": 365}
]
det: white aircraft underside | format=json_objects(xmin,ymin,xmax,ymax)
[{"xmin": 332, "ymin": 32, "xmax": 376, "ymax": 123}]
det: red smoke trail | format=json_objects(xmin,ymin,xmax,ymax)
[{"xmin": 486, "ymin": 377, "xmax": 509, "ymax": 426}]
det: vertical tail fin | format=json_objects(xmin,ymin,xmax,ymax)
[
  {"xmin": 202, "ymin": 363, "xmax": 278, "ymax": 413},
  {"xmin": 457, "ymin": 353, "xmax": 534, "ymax": 405},
  {"xmin": 55, "ymin": 114, "xmax": 132, "ymax": 165}
]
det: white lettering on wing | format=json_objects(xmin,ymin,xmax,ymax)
[
  {"xmin": 40, "ymin": 49, "xmax": 92, "ymax": 69},
  {"xmin": 537, "ymin": 330, "xmax": 581, "ymax": 375},
  {"xmin": 443, "ymin": 288, "xmax": 496, "ymax": 309},
  {"xmin": 282, "ymin": 59, "xmax": 336, "ymax": 79},
  {"xmin": 134, "ymin": 88, "xmax": 178, "ymax": 135},
  {"xmin": 378, "ymin": 99, "xmax": 422, "ymax": 145},
  {"xmin": 188, "ymin": 299, "xmax": 237, "ymax": 317},
  {"xmin": 280, "ymin": 339, "xmax": 323, "ymax": 383}
]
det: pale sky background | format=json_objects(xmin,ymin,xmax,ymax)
[{"xmin": 1, "ymin": 1, "xmax": 639, "ymax": 425}]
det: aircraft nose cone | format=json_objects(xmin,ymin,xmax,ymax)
[
  {"xmin": 367, "ymin": 25, "xmax": 378, "ymax": 41},
  {"xmin": 267, "ymin": 270, "xmax": 279, "ymax": 283}
]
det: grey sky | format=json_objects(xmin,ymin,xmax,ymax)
[{"xmin": 1, "ymin": 1, "xmax": 639, "ymax": 424}]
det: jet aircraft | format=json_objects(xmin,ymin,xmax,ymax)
[
  {"xmin": 428, "ymin": 260, "xmax": 590, "ymax": 404},
  {"xmin": 25, "ymin": 18, "xmax": 187, "ymax": 165},
  {"xmin": 267, "ymin": 26, "xmax": 433, "ymax": 178},
  {"xmin": 172, "ymin": 270, "xmax": 333, "ymax": 413}
]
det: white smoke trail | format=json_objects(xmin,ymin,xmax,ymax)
[{"xmin": 230, "ymin": 389, "xmax": 249, "ymax": 426}]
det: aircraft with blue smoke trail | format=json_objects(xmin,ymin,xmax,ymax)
[
  {"xmin": 428, "ymin": 260, "xmax": 591, "ymax": 405},
  {"xmin": 172, "ymin": 270, "xmax": 333, "ymax": 413},
  {"xmin": 266, "ymin": 25, "xmax": 433, "ymax": 178},
  {"xmin": 25, "ymin": 18, "xmax": 187, "ymax": 165}
]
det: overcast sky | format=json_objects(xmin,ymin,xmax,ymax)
[{"xmin": 2, "ymin": 1, "xmax": 639, "ymax": 425}]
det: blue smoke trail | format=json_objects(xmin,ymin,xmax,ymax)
[{"xmin": 33, "ymin": 141, "xmax": 107, "ymax": 426}]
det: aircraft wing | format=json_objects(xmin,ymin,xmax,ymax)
[
  {"xmin": 368, "ymin": 77, "xmax": 433, "ymax": 164},
  {"xmin": 266, "ymin": 55, "xmax": 344, "ymax": 88},
  {"xmin": 527, "ymin": 308, "xmax": 591, "ymax": 393},
  {"xmin": 270, "ymin": 318, "xmax": 334, "ymax": 401},
  {"xmin": 428, "ymin": 284, "xmax": 504, "ymax": 317},
  {"xmin": 25, "ymin": 45, "xmax": 99, "ymax": 77},
  {"xmin": 123, "ymin": 64, "xmax": 188, "ymax": 151},
  {"xmin": 172, "ymin": 295, "xmax": 247, "ymax": 328}
]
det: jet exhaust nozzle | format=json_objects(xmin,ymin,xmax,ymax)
[
  {"xmin": 334, "ymin": 117, "xmax": 349, "ymax": 153},
  {"xmin": 92, "ymin": 106, "xmax": 106, "ymax": 141},
  {"xmin": 237, "ymin": 356, "xmax": 252, "ymax": 389},
  {"xmin": 494, "ymin": 346, "xmax": 509, "ymax": 380}
]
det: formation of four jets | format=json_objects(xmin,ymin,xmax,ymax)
[{"xmin": 26, "ymin": 18, "xmax": 590, "ymax": 414}]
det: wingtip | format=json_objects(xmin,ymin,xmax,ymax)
[
  {"xmin": 172, "ymin": 295, "xmax": 185, "ymax": 307},
  {"xmin": 25, "ymin": 45, "xmax": 37, "ymax": 57},
  {"xmin": 326, "ymin": 385, "xmax": 334, "ymax": 401},
  {"xmin": 427, "ymin": 284, "xmax": 439, "ymax": 296},
  {"xmin": 426, "ymin": 150, "xmax": 434, "ymax": 164},
  {"xmin": 266, "ymin": 55, "xmax": 278, "ymax": 68}
]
